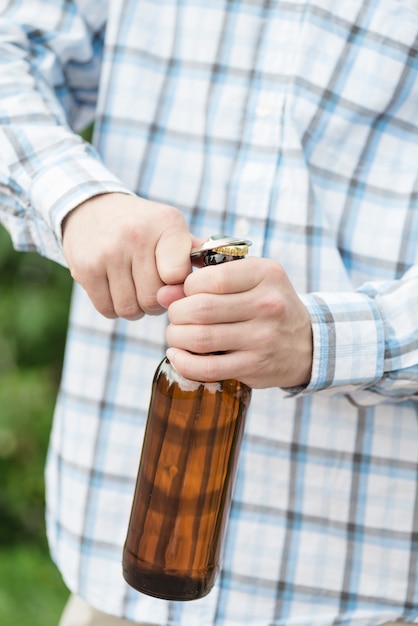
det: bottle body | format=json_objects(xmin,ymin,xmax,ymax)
[{"xmin": 123, "ymin": 357, "xmax": 251, "ymax": 600}]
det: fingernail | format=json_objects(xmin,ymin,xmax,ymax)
[{"xmin": 166, "ymin": 348, "xmax": 176, "ymax": 362}]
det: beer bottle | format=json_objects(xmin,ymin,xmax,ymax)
[{"xmin": 123, "ymin": 236, "xmax": 252, "ymax": 601}]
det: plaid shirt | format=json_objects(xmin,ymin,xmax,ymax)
[{"xmin": 1, "ymin": 1, "xmax": 418, "ymax": 624}]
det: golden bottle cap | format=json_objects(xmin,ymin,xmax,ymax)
[
  {"xmin": 191, "ymin": 235, "xmax": 252, "ymax": 259},
  {"xmin": 211, "ymin": 243, "xmax": 249, "ymax": 256}
]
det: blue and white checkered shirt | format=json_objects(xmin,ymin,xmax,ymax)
[{"xmin": 1, "ymin": 1, "xmax": 418, "ymax": 624}]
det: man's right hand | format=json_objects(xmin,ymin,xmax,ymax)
[{"xmin": 62, "ymin": 192, "xmax": 193, "ymax": 320}]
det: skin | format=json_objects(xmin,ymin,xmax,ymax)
[
  {"xmin": 62, "ymin": 192, "xmax": 193, "ymax": 320},
  {"xmin": 158, "ymin": 257, "xmax": 313, "ymax": 389},
  {"xmin": 62, "ymin": 192, "xmax": 313, "ymax": 389}
]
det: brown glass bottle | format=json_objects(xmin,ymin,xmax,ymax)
[{"xmin": 122, "ymin": 237, "xmax": 252, "ymax": 601}]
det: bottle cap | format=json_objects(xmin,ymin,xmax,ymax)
[
  {"xmin": 191, "ymin": 235, "xmax": 252, "ymax": 259},
  {"xmin": 209, "ymin": 243, "xmax": 249, "ymax": 257}
]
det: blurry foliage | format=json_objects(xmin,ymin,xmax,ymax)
[
  {"xmin": 0, "ymin": 224, "xmax": 72, "ymax": 623},
  {"xmin": 0, "ymin": 544, "xmax": 69, "ymax": 625},
  {"xmin": 0, "ymin": 224, "xmax": 72, "ymax": 542}
]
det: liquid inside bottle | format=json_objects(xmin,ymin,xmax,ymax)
[
  {"xmin": 123, "ymin": 358, "xmax": 251, "ymax": 600},
  {"xmin": 123, "ymin": 236, "xmax": 252, "ymax": 601}
]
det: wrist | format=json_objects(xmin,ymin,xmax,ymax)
[{"xmin": 61, "ymin": 191, "xmax": 133, "ymax": 239}]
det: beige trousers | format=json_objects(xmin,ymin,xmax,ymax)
[{"xmin": 59, "ymin": 593, "xmax": 413, "ymax": 626}]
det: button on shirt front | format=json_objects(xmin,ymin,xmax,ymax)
[{"xmin": 0, "ymin": 1, "xmax": 418, "ymax": 625}]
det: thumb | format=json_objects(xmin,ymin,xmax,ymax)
[{"xmin": 156, "ymin": 228, "xmax": 193, "ymax": 285}]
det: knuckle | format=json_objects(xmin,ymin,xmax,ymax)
[
  {"xmin": 211, "ymin": 266, "xmax": 228, "ymax": 295},
  {"xmin": 96, "ymin": 303, "xmax": 117, "ymax": 319},
  {"xmin": 123, "ymin": 222, "xmax": 147, "ymax": 249},
  {"xmin": 114, "ymin": 302, "xmax": 142, "ymax": 320},
  {"xmin": 194, "ymin": 326, "xmax": 213, "ymax": 353},
  {"xmin": 194, "ymin": 296, "xmax": 214, "ymax": 322},
  {"xmin": 144, "ymin": 305, "xmax": 164, "ymax": 316},
  {"xmin": 161, "ymin": 204, "xmax": 187, "ymax": 228},
  {"xmin": 69, "ymin": 256, "xmax": 106, "ymax": 285},
  {"xmin": 68, "ymin": 261, "xmax": 89, "ymax": 285},
  {"xmin": 258, "ymin": 290, "xmax": 286, "ymax": 318},
  {"xmin": 68, "ymin": 266, "xmax": 80, "ymax": 284},
  {"xmin": 140, "ymin": 299, "xmax": 164, "ymax": 316},
  {"xmin": 266, "ymin": 257, "xmax": 285, "ymax": 276},
  {"xmin": 263, "ymin": 258, "xmax": 287, "ymax": 285},
  {"xmin": 165, "ymin": 324, "xmax": 175, "ymax": 345},
  {"xmin": 201, "ymin": 354, "xmax": 219, "ymax": 381}
]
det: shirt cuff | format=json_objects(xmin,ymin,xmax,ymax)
[
  {"xmin": 29, "ymin": 142, "xmax": 135, "ymax": 265},
  {"xmin": 295, "ymin": 291, "xmax": 385, "ymax": 396}
]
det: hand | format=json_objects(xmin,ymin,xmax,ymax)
[
  {"xmin": 62, "ymin": 192, "xmax": 193, "ymax": 319},
  {"xmin": 157, "ymin": 257, "xmax": 313, "ymax": 389}
]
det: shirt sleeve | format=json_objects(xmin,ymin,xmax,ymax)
[
  {"xmin": 296, "ymin": 264, "xmax": 418, "ymax": 406},
  {"xmin": 0, "ymin": 0, "xmax": 134, "ymax": 266}
]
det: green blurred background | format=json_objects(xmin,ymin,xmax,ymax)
[{"xmin": 0, "ymin": 223, "xmax": 72, "ymax": 625}]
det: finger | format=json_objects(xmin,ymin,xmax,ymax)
[
  {"xmin": 167, "ymin": 292, "xmax": 252, "ymax": 325},
  {"xmin": 166, "ymin": 347, "xmax": 252, "ymax": 385},
  {"xmin": 132, "ymin": 254, "xmax": 165, "ymax": 316},
  {"xmin": 107, "ymin": 265, "xmax": 144, "ymax": 320},
  {"xmin": 157, "ymin": 284, "xmax": 185, "ymax": 309},
  {"xmin": 80, "ymin": 275, "xmax": 118, "ymax": 319},
  {"xmin": 183, "ymin": 256, "xmax": 258, "ymax": 297},
  {"xmin": 156, "ymin": 229, "xmax": 193, "ymax": 285},
  {"xmin": 166, "ymin": 320, "xmax": 252, "ymax": 356}
]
